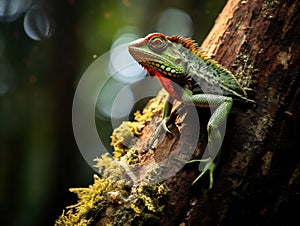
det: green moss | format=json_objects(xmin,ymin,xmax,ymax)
[
  {"xmin": 111, "ymin": 92, "xmax": 166, "ymax": 161},
  {"xmin": 133, "ymin": 92, "xmax": 166, "ymax": 124},
  {"xmin": 94, "ymin": 153, "xmax": 133, "ymax": 185},
  {"xmin": 55, "ymin": 174, "xmax": 128, "ymax": 225},
  {"xmin": 56, "ymin": 92, "xmax": 169, "ymax": 225},
  {"xmin": 111, "ymin": 121, "xmax": 142, "ymax": 160},
  {"xmin": 56, "ymin": 176, "xmax": 168, "ymax": 226},
  {"xmin": 130, "ymin": 183, "xmax": 168, "ymax": 215},
  {"xmin": 110, "ymin": 183, "xmax": 168, "ymax": 226}
]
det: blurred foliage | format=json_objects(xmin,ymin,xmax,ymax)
[{"xmin": 0, "ymin": 0, "xmax": 225, "ymax": 225}]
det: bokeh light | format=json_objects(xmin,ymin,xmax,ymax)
[
  {"xmin": 0, "ymin": 0, "xmax": 53, "ymax": 40},
  {"xmin": 96, "ymin": 31, "xmax": 146, "ymax": 121},
  {"xmin": 0, "ymin": 0, "xmax": 32, "ymax": 22},
  {"xmin": 110, "ymin": 32, "xmax": 146, "ymax": 83},
  {"xmin": 156, "ymin": 8, "xmax": 193, "ymax": 37},
  {"xmin": 96, "ymin": 77, "xmax": 135, "ymax": 120},
  {"xmin": 23, "ymin": 5, "xmax": 53, "ymax": 41}
]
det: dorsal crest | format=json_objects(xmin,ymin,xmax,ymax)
[
  {"xmin": 166, "ymin": 35, "xmax": 211, "ymax": 61},
  {"xmin": 167, "ymin": 35, "xmax": 232, "ymax": 75}
]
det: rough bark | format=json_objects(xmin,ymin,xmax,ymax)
[
  {"xmin": 143, "ymin": 0, "xmax": 300, "ymax": 225},
  {"xmin": 56, "ymin": 0, "xmax": 300, "ymax": 225}
]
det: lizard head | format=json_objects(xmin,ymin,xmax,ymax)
[{"xmin": 128, "ymin": 33, "xmax": 188, "ymax": 80}]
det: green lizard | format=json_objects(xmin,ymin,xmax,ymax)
[{"xmin": 128, "ymin": 33, "xmax": 254, "ymax": 188}]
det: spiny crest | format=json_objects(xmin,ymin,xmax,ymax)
[
  {"xmin": 167, "ymin": 35, "xmax": 211, "ymax": 61},
  {"xmin": 167, "ymin": 35, "xmax": 234, "ymax": 76}
]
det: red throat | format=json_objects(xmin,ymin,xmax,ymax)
[{"xmin": 149, "ymin": 70, "xmax": 181, "ymax": 100}]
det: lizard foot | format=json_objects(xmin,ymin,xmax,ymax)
[
  {"xmin": 149, "ymin": 118, "xmax": 171, "ymax": 149},
  {"xmin": 190, "ymin": 158, "xmax": 216, "ymax": 189}
]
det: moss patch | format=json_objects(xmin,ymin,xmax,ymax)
[
  {"xmin": 56, "ymin": 92, "xmax": 169, "ymax": 226},
  {"xmin": 111, "ymin": 92, "xmax": 166, "ymax": 161}
]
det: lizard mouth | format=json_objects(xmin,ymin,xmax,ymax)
[{"xmin": 141, "ymin": 61, "xmax": 183, "ymax": 78}]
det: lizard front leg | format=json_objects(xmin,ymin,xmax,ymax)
[
  {"xmin": 149, "ymin": 95, "xmax": 173, "ymax": 149},
  {"xmin": 184, "ymin": 92, "xmax": 233, "ymax": 188}
]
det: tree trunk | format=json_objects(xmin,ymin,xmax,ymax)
[
  {"xmin": 155, "ymin": 0, "xmax": 300, "ymax": 225},
  {"xmin": 57, "ymin": 0, "xmax": 300, "ymax": 225}
]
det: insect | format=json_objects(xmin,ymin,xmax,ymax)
[{"xmin": 128, "ymin": 33, "xmax": 254, "ymax": 188}]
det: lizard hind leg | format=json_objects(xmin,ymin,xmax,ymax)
[
  {"xmin": 206, "ymin": 98, "xmax": 232, "ymax": 159},
  {"xmin": 190, "ymin": 94, "xmax": 233, "ymax": 188}
]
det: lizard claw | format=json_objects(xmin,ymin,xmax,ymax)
[
  {"xmin": 149, "ymin": 118, "xmax": 170, "ymax": 149},
  {"xmin": 161, "ymin": 118, "xmax": 171, "ymax": 133},
  {"xmin": 190, "ymin": 158, "xmax": 216, "ymax": 189}
]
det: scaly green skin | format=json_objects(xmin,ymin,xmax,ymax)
[{"xmin": 128, "ymin": 33, "xmax": 254, "ymax": 189}]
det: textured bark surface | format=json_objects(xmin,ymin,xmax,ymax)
[
  {"xmin": 81, "ymin": 0, "xmax": 299, "ymax": 225},
  {"xmin": 134, "ymin": 0, "xmax": 300, "ymax": 225}
]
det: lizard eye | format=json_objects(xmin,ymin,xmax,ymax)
[{"xmin": 148, "ymin": 36, "xmax": 168, "ymax": 53}]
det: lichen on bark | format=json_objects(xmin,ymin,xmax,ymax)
[{"xmin": 55, "ymin": 92, "xmax": 169, "ymax": 226}]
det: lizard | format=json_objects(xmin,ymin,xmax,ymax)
[{"xmin": 128, "ymin": 33, "xmax": 254, "ymax": 189}]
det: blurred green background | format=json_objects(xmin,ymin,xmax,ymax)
[{"xmin": 0, "ymin": 0, "xmax": 225, "ymax": 225}]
